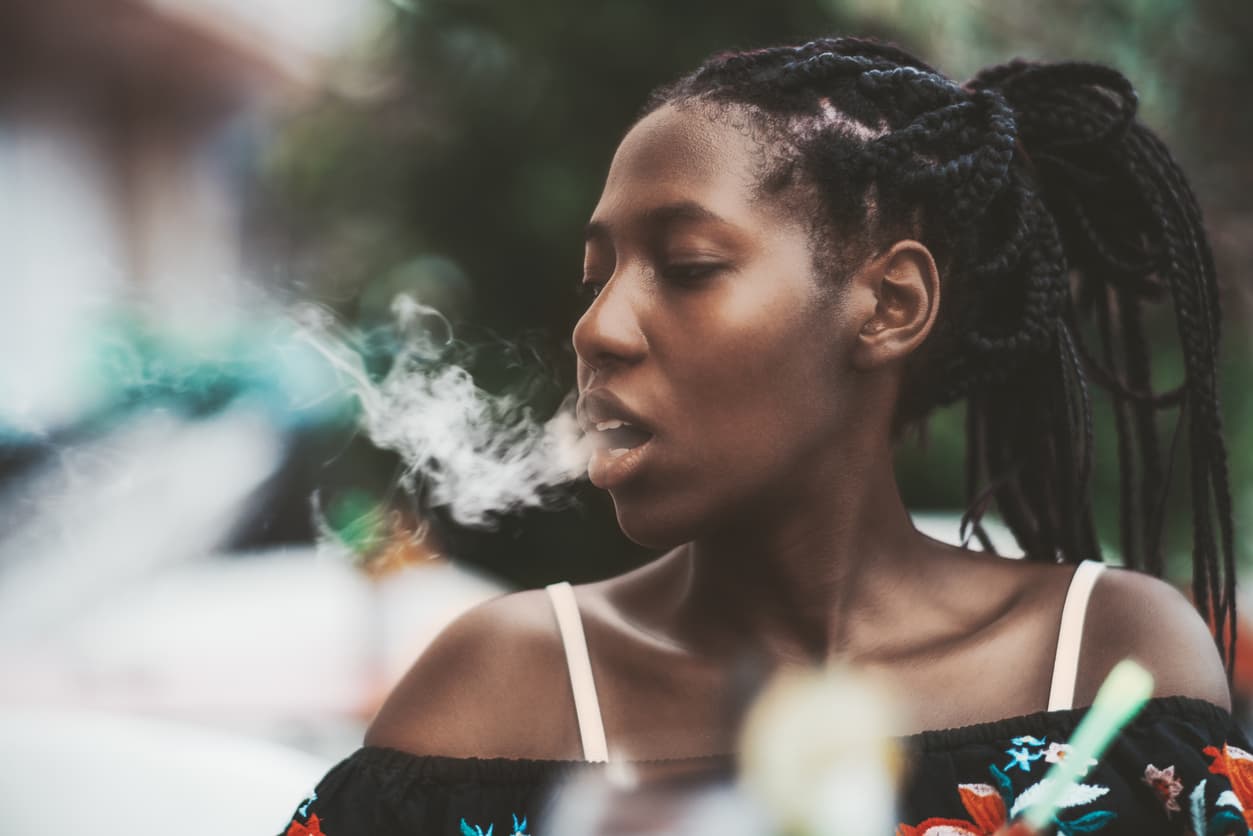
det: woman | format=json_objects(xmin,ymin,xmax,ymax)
[{"xmin": 280, "ymin": 37, "xmax": 1247, "ymax": 835}]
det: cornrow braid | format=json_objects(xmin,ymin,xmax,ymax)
[{"xmin": 639, "ymin": 38, "xmax": 1238, "ymax": 673}]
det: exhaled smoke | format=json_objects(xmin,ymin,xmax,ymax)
[{"xmin": 297, "ymin": 295, "xmax": 593, "ymax": 529}]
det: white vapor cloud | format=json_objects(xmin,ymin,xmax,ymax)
[{"xmin": 297, "ymin": 296, "xmax": 593, "ymax": 528}]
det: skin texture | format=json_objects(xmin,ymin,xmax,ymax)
[{"xmin": 366, "ymin": 103, "xmax": 1231, "ymax": 763}]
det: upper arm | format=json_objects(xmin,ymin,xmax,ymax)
[
  {"xmin": 364, "ymin": 588, "xmax": 583, "ymax": 759},
  {"xmin": 1074, "ymin": 566, "xmax": 1231, "ymax": 711}
]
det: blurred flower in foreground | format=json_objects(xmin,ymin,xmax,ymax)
[
  {"xmin": 740, "ymin": 664, "xmax": 905, "ymax": 836},
  {"xmin": 544, "ymin": 664, "xmax": 904, "ymax": 835},
  {"xmin": 545, "ymin": 760, "xmax": 771, "ymax": 836}
]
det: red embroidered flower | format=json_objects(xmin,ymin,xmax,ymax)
[
  {"xmin": 1204, "ymin": 744, "xmax": 1253, "ymax": 828},
  {"xmin": 896, "ymin": 817, "xmax": 986, "ymax": 836},
  {"xmin": 286, "ymin": 814, "xmax": 327, "ymax": 836},
  {"xmin": 1141, "ymin": 764, "xmax": 1183, "ymax": 815},
  {"xmin": 896, "ymin": 783, "xmax": 1006, "ymax": 835}
]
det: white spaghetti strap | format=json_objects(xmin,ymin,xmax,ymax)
[
  {"xmin": 545, "ymin": 581, "xmax": 610, "ymax": 762},
  {"xmin": 1046, "ymin": 560, "xmax": 1106, "ymax": 712}
]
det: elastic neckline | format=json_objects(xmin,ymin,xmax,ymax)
[
  {"xmin": 902, "ymin": 694, "xmax": 1231, "ymax": 752},
  {"xmin": 352, "ymin": 695, "xmax": 1233, "ymax": 774}
]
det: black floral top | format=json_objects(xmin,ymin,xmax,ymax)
[{"xmin": 279, "ymin": 697, "xmax": 1253, "ymax": 835}]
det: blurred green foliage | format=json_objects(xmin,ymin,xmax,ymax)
[{"xmin": 263, "ymin": 0, "xmax": 1253, "ymax": 587}]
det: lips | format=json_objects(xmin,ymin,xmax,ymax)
[
  {"xmin": 577, "ymin": 389, "xmax": 655, "ymax": 452},
  {"xmin": 577, "ymin": 389, "xmax": 652, "ymax": 433}
]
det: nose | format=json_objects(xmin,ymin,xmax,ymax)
[{"xmin": 572, "ymin": 274, "xmax": 648, "ymax": 373}]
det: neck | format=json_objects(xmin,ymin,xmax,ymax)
[{"xmin": 675, "ymin": 432, "xmax": 926, "ymax": 664}]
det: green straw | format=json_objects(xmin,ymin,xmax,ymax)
[{"xmin": 1020, "ymin": 659, "xmax": 1154, "ymax": 831}]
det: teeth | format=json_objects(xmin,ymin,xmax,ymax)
[
  {"xmin": 608, "ymin": 448, "xmax": 631, "ymax": 457},
  {"xmin": 595, "ymin": 419, "xmax": 630, "ymax": 431}
]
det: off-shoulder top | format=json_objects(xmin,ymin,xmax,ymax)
[{"xmin": 278, "ymin": 563, "xmax": 1253, "ymax": 835}]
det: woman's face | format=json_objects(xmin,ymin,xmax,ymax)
[{"xmin": 574, "ymin": 102, "xmax": 864, "ymax": 548}]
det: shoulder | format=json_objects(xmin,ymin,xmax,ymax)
[
  {"xmin": 1075, "ymin": 564, "xmax": 1231, "ymax": 711},
  {"xmin": 364, "ymin": 585, "xmax": 584, "ymax": 760}
]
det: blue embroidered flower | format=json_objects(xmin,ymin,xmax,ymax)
[
  {"xmin": 1005, "ymin": 745, "xmax": 1046, "ymax": 773},
  {"xmin": 297, "ymin": 790, "xmax": 317, "ymax": 817},
  {"xmin": 1012, "ymin": 735, "xmax": 1048, "ymax": 748},
  {"xmin": 460, "ymin": 813, "xmax": 529, "ymax": 836}
]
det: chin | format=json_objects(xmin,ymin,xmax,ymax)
[{"xmin": 608, "ymin": 488, "xmax": 705, "ymax": 551}]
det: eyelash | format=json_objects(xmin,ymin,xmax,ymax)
[
  {"xmin": 662, "ymin": 263, "xmax": 721, "ymax": 282},
  {"xmin": 579, "ymin": 264, "xmax": 721, "ymax": 300}
]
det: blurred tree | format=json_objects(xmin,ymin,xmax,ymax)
[{"xmin": 261, "ymin": 0, "xmax": 1253, "ymax": 587}]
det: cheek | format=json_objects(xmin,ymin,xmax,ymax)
[
  {"xmin": 608, "ymin": 252, "xmax": 845, "ymax": 547},
  {"xmin": 611, "ymin": 308, "xmax": 834, "ymax": 548},
  {"xmin": 664, "ymin": 279, "xmax": 840, "ymax": 472}
]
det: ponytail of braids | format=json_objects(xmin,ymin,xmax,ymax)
[{"xmin": 967, "ymin": 60, "xmax": 1237, "ymax": 673}]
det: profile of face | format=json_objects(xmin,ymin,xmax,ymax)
[{"xmin": 574, "ymin": 102, "xmax": 885, "ymax": 549}]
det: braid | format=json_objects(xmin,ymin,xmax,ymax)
[
  {"xmin": 640, "ymin": 38, "xmax": 1238, "ymax": 674},
  {"xmin": 982, "ymin": 62, "xmax": 1237, "ymax": 671}
]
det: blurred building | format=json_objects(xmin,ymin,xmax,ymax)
[
  {"xmin": 0, "ymin": 0, "xmax": 299, "ymax": 305},
  {"xmin": 0, "ymin": 0, "xmax": 381, "ymax": 432}
]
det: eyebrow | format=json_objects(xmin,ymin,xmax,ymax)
[{"xmin": 584, "ymin": 201, "xmax": 732, "ymax": 243}]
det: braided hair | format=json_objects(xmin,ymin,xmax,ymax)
[{"xmin": 638, "ymin": 37, "xmax": 1238, "ymax": 672}]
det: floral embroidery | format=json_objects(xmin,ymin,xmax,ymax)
[
  {"xmin": 1203, "ymin": 743, "xmax": 1253, "ymax": 829},
  {"xmin": 460, "ymin": 813, "xmax": 529, "ymax": 836},
  {"xmin": 1004, "ymin": 745, "xmax": 1045, "ymax": 773},
  {"xmin": 1189, "ymin": 780, "xmax": 1207, "ymax": 834},
  {"xmin": 284, "ymin": 788, "xmax": 325, "ymax": 836},
  {"xmin": 1141, "ymin": 764, "xmax": 1183, "ymax": 815},
  {"xmin": 894, "ymin": 783, "xmax": 1009, "ymax": 834},
  {"xmin": 1188, "ymin": 778, "xmax": 1248, "ymax": 836},
  {"xmin": 1044, "ymin": 742, "xmax": 1097, "ymax": 773},
  {"xmin": 897, "ymin": 761, "xmax": 1114, "ymax": 835},
  {"xmin": 1204, "ymin": 744, "xmax": 1253, "ymax": 806},
  {"xmin": 1009, "ymin": 779, "xmax": 1110, "ymax": 819},
  {"xmin": 896, "ymin": 815, "xmax": 990, "ymax": 835},
  {"xmin": 286, "ymin": 814, "xmax": 327, "ymax": 836},
  {"xmin": 1215, "ymin": 789, "xmax": 1245, "ymax": 813},
  {"xmin": 957, "ymin": 782, "xmax": 1008, "ymax": 831}
]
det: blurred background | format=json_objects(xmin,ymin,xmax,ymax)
[{"xmin": 1, "ymin": 0, "xmax": 1250, "ymax": 832}]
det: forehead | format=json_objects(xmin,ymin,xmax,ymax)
[{"xmin": 591, "ymin": 102, "xmax": 775, "ymax": 228}]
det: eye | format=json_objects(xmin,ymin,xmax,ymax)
[{"xmin": 661, "ymin": 263, "xmax": 722, "ymax": 283}]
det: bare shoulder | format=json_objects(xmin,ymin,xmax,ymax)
[
  {"xmin": 1076, "ymin": 565, "xmax": 1231, "ymax": 711},
  {"xmin": 364, "ymin": 586, "xmax": 583, "ymax": 759}
]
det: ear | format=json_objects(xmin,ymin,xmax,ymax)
[{"xmin": 848, "ymin": 240, "xmax": 940, "ymax": 373}]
